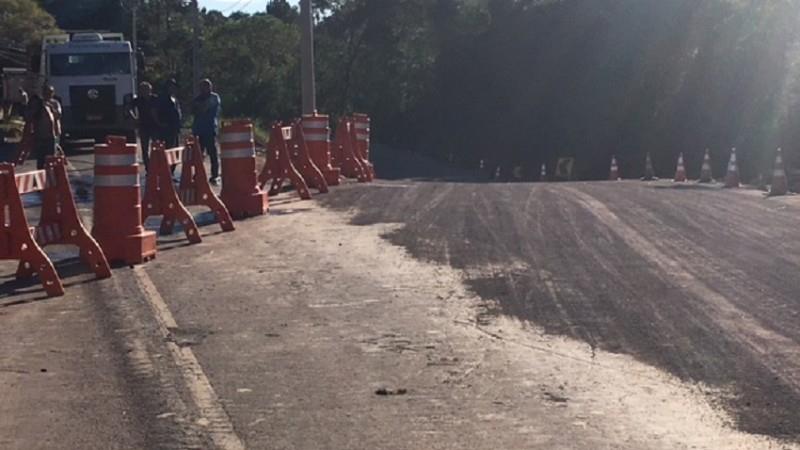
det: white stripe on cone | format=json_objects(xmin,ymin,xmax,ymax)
[{"xmin": 674, "ymin": 153, "xmax": 687, "ymax": 182}]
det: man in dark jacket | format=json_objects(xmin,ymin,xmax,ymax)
[
  {"xmin": 128, "ymin": 81, "xmax": 159, "ymax": 171},
  {"xmin": 26, "ymin": 91, "xmax": 58, "ymax": 170},
  {"xmin": 156, "ymin": 78, "xmax": 181, "ymax": 148}
]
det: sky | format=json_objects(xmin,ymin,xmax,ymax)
[{"xmin": 198, "ymin": 0, "xmax": 298, "ymax": 15}]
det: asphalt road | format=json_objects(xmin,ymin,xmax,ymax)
[
  {"xmin": 3, "ymin": 149, "xmax": 800, "ymax": 449},
  {"xmin": 319, "ymin": 178, "xmax": 800, "ymax": 441}
]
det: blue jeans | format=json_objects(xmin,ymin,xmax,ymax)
[{"xmin": 198, "ymin": 134, "xmax": 219, "ymax": 179}]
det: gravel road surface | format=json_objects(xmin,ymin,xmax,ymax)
[{"xmin": 2, "ymin": 150, "xmax": 799, "ymax": 449}]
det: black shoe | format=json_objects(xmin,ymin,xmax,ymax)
[{"xmin": 209, "ymin": 177, "xmax": 220, "ymax": 186}]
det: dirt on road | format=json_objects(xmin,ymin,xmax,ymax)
[
  {"xmin": 319, "ymin": 179, "xmax": 800, "ymax": 443},
  {"xmin": 2, "ymin": 151, "xmax": 800, "ymax": 449}
]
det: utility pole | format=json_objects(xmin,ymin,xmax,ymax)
[
  {"xmin": 121, "ymin": 0, "xmax": 139, "ymax": 73},
  {"xmin": 131, "ymin": 3, "xmax": 138, "ymax": 54},
  {"xmin": 300, "ymin": 0, "xmax": 316, "ymax": 115},
  {"xmin": 192, "ymin": 0, "xmax": 201, "ymax": 96}
]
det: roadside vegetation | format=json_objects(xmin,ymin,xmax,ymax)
[{"xmin": 3, "ymin": 0, "xmax": 800, "ymax": 178}]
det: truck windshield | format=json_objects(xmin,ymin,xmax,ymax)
[{"xmin": 49, "ymin": 53, "xmax": 131, "ymax": 76}]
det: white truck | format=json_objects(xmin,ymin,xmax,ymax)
[{"xmin": 41, "ymin": 32, "xmax": 136, "ymax": 151}]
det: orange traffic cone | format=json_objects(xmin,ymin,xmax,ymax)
[
  {"xmin": 540, "ymin": 163, "xmax": 547, "ymax": 182},
  {"xmin": 642, "ymin": 152, "xmax": 656, "ymax": 181},
  {"xmin": 769, "ymin": 147, "xmax": 788, "ymax": 196},
  {"xmin": 699, "ymin": 149, "xmax": 713, "ymax": 183},
  {"xmin": 609, "ymin": 156, "xmax": 620, "ymax": 181},
  {"xmin": 674, "ymin": 153, "xmax": 687, "ymax": 182},
  {"xmin": 724, "ymin": 147, "xmax": 740, "ymax": 188}
]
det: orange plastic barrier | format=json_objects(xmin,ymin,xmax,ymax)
[
  {"xmin": 1, "ymin": 156, "xmax": 112, "ymax": 296},
  {"xmin": 288, "ymin": 119, "xmax": 328, "ymax": 194},
  {"xmin": 352, "ymin": 113, "xmax": 376, "ymax": 180},
  {"xmin": 177, "ymin": 137, "xmax": 235, "ymax": 232},
  {"xmin": 29, "ymin": 156, "xmax": 111, "ymax": 278},
  {"xmin": 0, "ymin": 162, "xmax": 62, "ymax": 296},
  {"xmin": 332, "ymin": 117, "xmax": 368, "ymax": 182},
  {"xmin": 258, "ymin": 123, "xmax": 312, "ymax": 200},
  {"xmin": 219, "ymin": 121, "xmax": 270, "ymax": 219},
  {"xmin": 302, "ymin": 114, "xmax": 340, "ymax": 185},
  {"xmin": 92, "ymin": 136, "xmax": 156, "ymax": 265},
  {"xmin": 142, "ymin": 142, "xmax": 201, "ymax": 244}
]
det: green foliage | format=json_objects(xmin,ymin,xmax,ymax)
[
  {"xmin": 39, "ymin": 0, "xmax": 124, "ymax": 31},
  {"xmin": 267, "ymin": 0, "xmax": 298, "ymax": 24},
  {"xmin": 203, "ymin": 13, "xmax": 301, "ymax": 123},
  {"xmin": 419, "ymin": 0, "xmax": 800, "ymax": 179},
  {"xmin": 315, "ymin": 0, "xmax": 468, "ymax": 142},
  {"xmin": 137, "ymin": 0, "xmax": 195, "ymax": 94},
  {"xmin": 0, "ymin": 0, "xmax": 59, "ymax": 50},
  {"xmin": 32, "ymin": 0, "xmax": 800, "ymax": 179}
]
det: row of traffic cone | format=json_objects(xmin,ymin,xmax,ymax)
[{"xmin": 607, "ymin": 148, "xmax": 790, "ymax": 195}]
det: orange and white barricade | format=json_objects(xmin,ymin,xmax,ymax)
[
  {"xmin": 288, "ymin": 119, "xmax": 328, "ymax": 193},
  {"xmin": 674, "ymin": 153, "xmax": 687, "ymax": 182},
  {"xmin": 699, "ymin": 149, "xmax": 713, "ymax": 183},
  {"xmin": 259, "ymin": 123, "xmax": 312, "ymax": 200},
  {"xmin": 177, "ymin": 137, "xmax": 235, "ymax": 231},
  {"xmin": 93, "ymin": 136, "xmax": 157, "ymax": 265},
  {"xmin": 642, "ymin": 152, "xmax": 656, "ymax": 181},
  {"xmin": 724, "ymin": 148, "xmax": 740, "ymax": 188},
  {"xmin": 2, "ymin": 156, "xmax": 112, "ymax": 297},
  {"xmin": 769, "ymin": 147, "xmax": 789, "ymax": 196},
  {"xmin": 1, "ymin": 162, "xmax": 63, "ymax": 296},
  {"xmin": 142, "ymin": 142, "xmax": 201, "ymax": 244},
  {"xmin": 219, "ymin": 120, "xmax": 270, "ymax": 219},
  {"xmin": 332, "ymin": 117, "xmax": 368, "ymax": 183},
  {"xmin": 609, "ymin": 156, "xmax": 620, "ymax": 181},
  {"xmin": 352, "ymin": 113, "xmax": 375, "ymax": 180},
  {"xmin": 302, "ymin": 114, "xmax": 340, "ymax": 185}
]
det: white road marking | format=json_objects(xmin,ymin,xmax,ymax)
[{"xmin": 133, "ymin": 266, "xmax": 247, "ymax": 450}]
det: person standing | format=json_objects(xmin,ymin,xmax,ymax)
[
  {"xmin": 42, "ymin": 85, "xmax": 62, "ymax": 155},
  {"xmin": 11, "ymin": 87, "xmax": 28, "ymax": 118},
  {"xmin": 128, "ymin": 81, "xmax": 159, "ymax": 171},
  {"xmin": 191, "ymin": 79, "xmax": 222, "ymax": 185},
  {"xmin": 156, "ymin": 78, "xmax": 182, "ymax": 148},
  {"xmin": 26, "ymin": 93, "xmax": 58, "ymax": 170},
  {"xmin": 43, "ymin": 85, "xmax": 62, "ymax": 130}
]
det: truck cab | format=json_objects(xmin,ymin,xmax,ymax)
[{"xmin": 42, "ymin": 33, "xmax": 136, "ymax": 151}]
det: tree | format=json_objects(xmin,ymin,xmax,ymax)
[
  {"xmin": 267, "ymin": 0, "xmax": 298, "ymax": 24},
  {"xmin": 0, "ymin": 0, "xmax": 59, "ymax": 50},
  {"xmin": 39, "ymin": 0, "xmax": 125, "ymax": 32},
  {"xmin": 135, "ymin": 0, "xmax": 195, "ymax": 96},
  {"xmin": 34, "ymin": 0, "xmax": 800, "ymax": 181},
  {"xmin": 203, "ymin": 13, "xmax": 301, "ymax": 122}
]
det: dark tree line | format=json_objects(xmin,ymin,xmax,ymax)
[{"xmin": 31, "ymin": 0, "xmax": 800, "ymax": 179}]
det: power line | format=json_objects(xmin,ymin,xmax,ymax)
[
  {"xmin": 236, "ymin": 0, "xmax": 256, "ymax": 11},
  {"xmin": 219, "ymin": 0, "xmax": 248, "ymax": 13}
]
